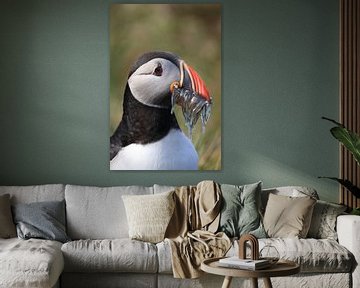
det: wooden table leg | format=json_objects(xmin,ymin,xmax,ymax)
[
  {"xmin": 263, "ymin": 277, "xmax": 273, "ymax": 288},
  {"xmin": 251, "ymin": 278, "xmax": 258, "ymax": 288},
  {"xmin": 222, "ymin": 276, "xmax": 232, "ymax": 288}
]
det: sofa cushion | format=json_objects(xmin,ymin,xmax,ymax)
[
  {"xmin": 122, "ymin": 191, "xmax": 175, "ymax": 243},
  {"xmin": 65, "ymin": 185, "xmax": 153, "ymax": 239},
  {"xmin": 61, "ymin": 239, "xmax": 158, "ymax": 273},
  {"xmin": 0, "ymin": 194, "xmax": 16, "ymax": 238},
  {"xmin": 218, "ymin": 182, "xmax": 266, "ymax": 238},
  {"xmin": 0, "ymin": 238, "xmax": 64, "ymax": 288},
  {"xmin": 261, "ymin": 238, "xmax": 353, "ymax": 273},
  {"xmin": 156, "ymin": 240, "xmax": 173, "ymax": 274},
  {"xmin": 261, "ymin": 186, "xmax": 319, "ymax": 213},
  {"xmin": 229, "ymin": 238, "xmax": 353, "ymax": 273},
  {"xmin": 263, "ymin": 193, "xmax": 316, "ymax": 238},
  {"xmin": 0, "ymin": 184, "xmax": 65, "ymax": 204},
  {"xmin": 153, "ymin": 184, "xmax": 175, "ymax": 194},
  {"xmin": 12, "ymin": 200, "xmax": 70, "ymax": 243},
  {"xmin": 307, "ymin": 200, "xmax": 347, "ymax": 240},
  {"xmin": 158, "ymin": 237, "xmax": 353, "ymax": 274}
]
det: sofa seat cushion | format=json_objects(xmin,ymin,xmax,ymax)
[
  {"xmin": 260, "ymin": 238, "xmax": 353, "ymax": 272},
  {"xmin": 157, "ymin": 238, "xmax": 353, "ymax": 274},
  {"xmin": 156, "ymin": 240, "xmax": 173, "ymax": 274},
  {"xmin": 228, "ymin": 238, "xmax": 354, "ymax": 273},
  {"xmin": 0, "ymin": 238, "xmax": 64, "ymax": 288},
  {"xmin": 61, "ymin": 239, "xmax": 158, "ymax": 273}
]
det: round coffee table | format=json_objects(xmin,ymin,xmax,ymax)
[{"xmin": 201, "ymin": 257, "xmax": 300, "ymax": 288}]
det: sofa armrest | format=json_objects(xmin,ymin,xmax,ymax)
[{"xmin": 337, "ymin": 215, "xmax": 360, "ymax": 288}]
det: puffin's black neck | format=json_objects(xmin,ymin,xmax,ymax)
[{"xmin": 110, "ymin": 84, "xmax": 179, "ymax": 159}]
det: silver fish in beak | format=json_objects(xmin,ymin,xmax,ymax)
[{"xmin": 170, "ymin": 60, "xmax": 212, "ymax": 139}]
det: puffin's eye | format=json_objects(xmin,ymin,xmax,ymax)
[{"xmin": 153, "ymin": 64, "xmax": 163, "ymax": 76}]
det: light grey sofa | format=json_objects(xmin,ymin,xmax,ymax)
[{"xmin": 0, "ymin": 184, "xmax": 359, "ymax": 288}]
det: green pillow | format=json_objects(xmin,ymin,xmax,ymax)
[{"xmin": 218, "ymin": 182, "xmax": 266, "ymax": 238}]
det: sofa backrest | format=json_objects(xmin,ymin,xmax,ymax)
[
  {"xmin": 261, "ymin": 186, "xmax": 319, "ymax": 213},
  {"xmin": 65, "ymin": 184, "xmax": 154, "ymax": 240},
  {"xmin": 0, "ymin": 184, "xmax": 65, "ymax": 204},
  {"xmin": 0, "ymin": 184, "xmax": 321, "ymax": 241},
  {"xmin": 153, "ymin": 184, "xmax": 176, "ymax": 194}
]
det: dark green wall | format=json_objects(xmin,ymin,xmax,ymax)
[{"xmin": 0, "ymin": 0, "xmax": 340, "ymax": 202}]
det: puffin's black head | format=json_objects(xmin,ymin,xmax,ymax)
[{"xmin": 127, "ymin": 51, "xmax": 210, "ymax": 109}]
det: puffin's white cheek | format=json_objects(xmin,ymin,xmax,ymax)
[{"xmin": 128, "ymin": 75, "xmax": 170, "ymax": 107}]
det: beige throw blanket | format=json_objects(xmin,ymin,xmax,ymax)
[{"xmin": 165, "ymin": 181, "xmax": 231, "ymax": 279}]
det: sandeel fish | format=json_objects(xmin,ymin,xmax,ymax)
[{"xmin": 171, "ymin": 83, "xmax": 212, "ymax": 140}]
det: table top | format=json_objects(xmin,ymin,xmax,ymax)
[{"xmin": 201, "ymin": 257, "xmax": 300, "ymax": 278}]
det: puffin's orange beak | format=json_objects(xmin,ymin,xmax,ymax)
[{"xmin": 179, "ymin": 60, "xmax": 211, "ymax": 103}]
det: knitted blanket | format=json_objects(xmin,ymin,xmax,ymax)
[{"xmin": 165, "ymin": 181, "xmax": 231, "ymax": 278}]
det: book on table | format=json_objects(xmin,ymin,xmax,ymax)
[{"xmin": 218, "ymin": 257, "xmax": 271, "ymax": 270}]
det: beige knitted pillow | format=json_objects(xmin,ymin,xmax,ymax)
[
  {"xmin": 263, "ymin": 193, "xmax": 316, "ymax": 238},
  {"xmin": 122, "ymin": 191, "xmax": 175, "ymax": 243}
]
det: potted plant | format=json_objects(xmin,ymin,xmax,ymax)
[{"xmin": 320, "ymin": 117, "xmax": 360, "ymax": 215}]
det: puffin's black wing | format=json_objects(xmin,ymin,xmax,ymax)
[
  {"xmin": 110, "ymin": 83, "xmax": 180, "ymax": 161},
  {"xmin": 110, "ymin": 127, "xmax": 124, "ymax": 160}
]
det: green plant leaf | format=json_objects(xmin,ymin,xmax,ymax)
[
  {"xmin": 322, "ymin": 117, "xmax": 360, "ymax": 165},
  {"xmin": 318, "ymin": 177, "xmax": 360, "ymax": 198},
  {"xmin": 322, "ymin": 116, "xmax": 344, "ymax": 127},
  {"xmin": 351, "ymin": 208, "xmax": 360, "ymax": 215},
  {"xmin": 330, "ymin": 127, "xmax": 360, "ymax": 165}
]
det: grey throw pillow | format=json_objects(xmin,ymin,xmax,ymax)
[
  {"xmin": 307, "ymin": 200, "xmax": 347, "ymax": 240},
  {"xmin": 0, "ymin": 194, "xmax": 17, "ymax": 238},
  {"xmin": 12, "ymin": 200, "xmax": 70, "ymax": 243},
  {"xmin": 218, "ymin": 182, "xmax": 266, "ymax": 238}
]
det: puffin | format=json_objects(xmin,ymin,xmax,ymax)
[{"xmin": 110, "ymin": 51, "xmax": 211, "ymax": 170}]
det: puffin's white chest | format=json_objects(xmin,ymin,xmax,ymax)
[{"xmin": 110, "ymin": 129, "xmax": 198, "ymax": 170}]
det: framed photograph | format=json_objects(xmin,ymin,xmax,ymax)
[{"xmin": 109, "ymin": 4, "xmax": 221, "ymax": 170}]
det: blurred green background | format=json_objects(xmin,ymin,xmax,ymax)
[{"xmin": 109, "ymin": 4, "xmax": 222, "ymax": 170}]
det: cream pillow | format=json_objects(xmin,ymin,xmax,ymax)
[
  {"xmin": 263, "ymin": 193, "xmax": 316, "ymax": 238},
  {"xmin": 122, "ymin": 191, "xmax": 175, "ymax": 243}
]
